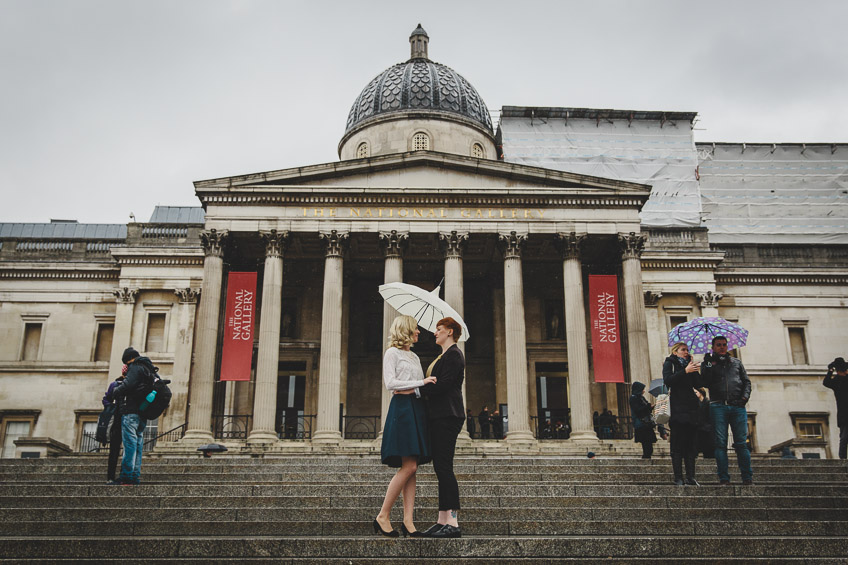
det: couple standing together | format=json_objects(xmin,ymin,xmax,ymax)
[{"xmin": 373, "ymin": 315, "xmax": 465, "ymax": 539}]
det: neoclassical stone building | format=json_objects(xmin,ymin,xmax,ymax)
[{"xmin": 1, "ymin": 26, "xmax": 846, "ymax": 457}]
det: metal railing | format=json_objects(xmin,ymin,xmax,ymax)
[
  {"xmin": 343, "ymin": 416, "xmax": 379, "ymax": 439},
  {"xmin": 532, "ymin": 415, "xmax": 572, "ymax": 440},
  {"xmin": 144, "ymin": 423, "xmax": 186, "ymax": 449},
  {"xmin": 595, "ymin": 416, "xmax": 634, "ymax": 440},
  {"xmin": 212, "ymin": 415, "xmax": 251, "ymax": 440},
  {"xmin": 80, "ymin": 431, "xmax": 102, "ymax": 453},
  {"xmin": 278, "ymin": 414, "xmax": 314, "ymax": 440}
]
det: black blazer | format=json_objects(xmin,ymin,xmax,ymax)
[{"xmin": 422, "ymin": 344, "xmax": 466, "ymax": 420}]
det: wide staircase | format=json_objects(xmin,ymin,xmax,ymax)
[{"xmin": 1, "ymin": 454, "xmax": 847, "ymax": 563}]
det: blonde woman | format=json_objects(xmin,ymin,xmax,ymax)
[{"xmin": 373, "ymin": 315, "xmax": 436, "ymax": 538}]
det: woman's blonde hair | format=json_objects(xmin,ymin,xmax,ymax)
[
  {"xmin": 671, "ymin": 342, "xmax": 689, "ymax": 354},
  {"xmin": 388, "ymin": 315, "xmax": 418, "ymax": 349}
]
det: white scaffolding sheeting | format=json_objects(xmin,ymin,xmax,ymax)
[
  {"xmin": 698, "ymin": 144, "xmax": 848, "ymax": 244},
  {"xmin": 499, "ymin": 117, "xmax": 701, "ymax": 227}
]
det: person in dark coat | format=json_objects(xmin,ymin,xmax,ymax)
[
  {"xmin": 420, "ymin": 317, "xmax": 466, "ymax": 538},
  {"xmin": 478, "ymin": 406, "xmax": 491, "ymax": 439},
  {"xmin": 694, "ymin": 388, "xmax": 715, "ymax": 459},
  {"xmin": 112, "ymin": 347, "xmax": 157, "ymax": 485},
  {"xmin": 663, "ymin": 342, "xmax": 703, "ymax": 485},
  {"xmin": 823, "ymin": 357, "xmax": 848, "ymax": 459},
  {"xmin": 629, "ymin": 382, "xmax": 656, "ymax": 459},
  {"xmin": 466, "ymin": 409, "xmax": 476, "ymax": 439},
  {"xmin": 102, "ymin": 364, "xmax": 127, "ymax": 483},
  {"xmin": 491, "ymin": 410, "xmax": 504, "ymax": 439}
]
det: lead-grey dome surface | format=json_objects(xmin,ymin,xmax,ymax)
[{"xmin": 344, "ymin": 59, "xmax": 493, "ymax": 135}]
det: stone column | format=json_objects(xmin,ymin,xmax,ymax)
[
  {"xmin": 618, "ymin": 232, "xmax": 651, "ymax": 387},
  {"xmin": 440, "ymin": 231, "xmax": 470, "ymax": 440},
  {"xmin": 165, "ymin": 287, "xmax": 200, "ymax": 433},
  {"xmin": 108, "ymin": 287, "xmax": 138, "ymax": 380},
  {"xmin": 644, "ymin": 291, "xmax": 664, "ymax": 382},
  {"xmin": 697, "ymin": 291, "xmax": 722, "ymax": 318},
  {"xmin": 184, "ymin": 229, "xmax": 228, "ymax": 443},
  {"xmin": 556, "ymin": 233, "xmax": 598, "ymax": 441},
  {"xmin": 378, "ymin": 231, "xmax": 407, "ymax": 437},
  {"xmin": 313, "ymin": 230, "xmax": 348, "ymax": 443},
  {"xmin": 498, "ymin": 232, "xmax": 534, "ymax": 443},
  {"xmin": 248, "ymin": 230, "xmax": 289, "ymax": 444}
]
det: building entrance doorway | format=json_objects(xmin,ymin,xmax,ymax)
[
  {"xmin": 277, "ymin": 361, "xmax": 308, "ymax": 439},
  {"xmin": 536, "ymin": 362, "xmax": 570, "ymax": 439}
]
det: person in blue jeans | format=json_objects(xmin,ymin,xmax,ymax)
[
  {"xmin": 700, "ymin": 336, "xmax": 754, "ymax": 485},
  {"xmin": 111, "ymin": 347, "xmax": 155, "ymax": 485}
]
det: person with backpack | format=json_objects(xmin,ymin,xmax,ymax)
[
  {"xmin": 111, "ymin": 347, "xmax": 157, "ymax": 485},
  {"xmin": 101, "ymin": 364, "xmax": 127, "ymax": 483}
]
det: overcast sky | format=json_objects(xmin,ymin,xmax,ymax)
[{"xmin": 2, "ymin": 0, "xmax": 846, "ymax": 224}]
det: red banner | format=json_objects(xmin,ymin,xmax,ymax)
[
  {"xmin": 588, "ymin": 275, "xmax": 625, "ymax": 383},
  {"xmin": 220, "ymin": 272, "xmax": 257, "ymax": 381}
]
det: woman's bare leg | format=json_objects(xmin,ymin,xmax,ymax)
[
  {"xmin": 401, "ymin": 469, "xmax": 417, "ymax": 531},
  {"xmin": 376, "ymin": 456, "xmax": 417, "ymax": 531}
]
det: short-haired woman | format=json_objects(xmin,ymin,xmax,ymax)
[
  {"xmin": 663, "ymin": 341, "xmax": 703, "ymax": 485},
  {"xmin": 374, "ymin": 315, "xmax": 436, "ymax": 538}
]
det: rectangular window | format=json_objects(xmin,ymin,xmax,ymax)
[
  {"xmin": 94, "ymin": 323, "xmax": 114, "ymax": 362},
  {"xmin": 788, "ymin": 327, "xmax": 807, "ymax": 365},
  {"xmin": 145, "ymin": 313, "xmax": 166, "ymax": 352},
  {"xmin": 79, "ymin": 421, "xmax": 99, "ymax": 451},
  {"xmin": 2, "ymin": 421, "xmax": 31, "ymax": 458},
  {"xmin": 21, "ymin": 323, "xmax": 42, "ymax": 361}
]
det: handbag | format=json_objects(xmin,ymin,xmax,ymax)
[{"xmin": 653, "ymin": 393, "xmax": 671, "ymax": 425}]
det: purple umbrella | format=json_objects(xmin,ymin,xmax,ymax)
[{"xmin": 667, "ymin": 317, "xmax": 748, "ymax": 354}]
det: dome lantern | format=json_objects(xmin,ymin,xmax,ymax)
[{"xmin": 409, "ymin": 24, "xmax": 429, "ymax": 59}]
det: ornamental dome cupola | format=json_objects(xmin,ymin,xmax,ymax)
[{"xmin": 339, "ymin": 25, "xmax": 496, "ymax": 161}]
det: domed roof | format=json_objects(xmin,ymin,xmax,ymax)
[{"xmin": 344, "ymin": 28, "xmax": 493, "ymax": 136}]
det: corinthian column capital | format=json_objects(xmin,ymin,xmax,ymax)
[
  {"xmin": 697, "ymin": 291, "xmax": 723, "ymax": 309},
  {"xmin": 555, "ymin": 232, "xmax": 587, "ymax": 260},
  {"xmin": 644, "ymin": 290, "xmax": 663, "ymax": 308},
  {"xmin": 618, "ymin": 232, "xmax": 647, "ymax": 260},
  {"xmin": 174, "ymin": 287, "xmax": 202, "ymax": 304},
  {"xmin": 259, "ymin": 229, "xmax": 290, "ymax": 258},
  {"xmin": 319, "ymin": 230, "xmax": 349, "ymax": 258},
  {"xmin": 439, "ymin": 231, "xmax": 469, "ymax": 259},
  {"xmin": 379, "ymin": 230, "xmax": 408, "ymax": 259},
  {"xmin": 113, "ymin": 287, "xmax": 139, "ymax": 303},
  {"xmin": 200, "ymin": 229, "xmax": 229, "ymax": 258},
  {"xmin": 498, "ymin": 231, "xmax": 527, "ymax": 260}
]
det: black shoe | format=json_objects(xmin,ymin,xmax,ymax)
[
  {"xmin": 673, "ymin": 478, "xmax": 684, "ymax": 486},
  {"xmin": 430, "ymin": 524, "xmax": 461, "ymax": 538},
  {"xmin": 106, "ymin": 480, "xmax": 123, "ymax": 485},
  {"xmin": 421, "ymin": 523, "xmax": 445, "ymax": 537},
  {"xmin": 684, "ymin": 478, "xmax": 700, "ymax": 486},
  {"xmin": 401, "ymin": 523, "xmax": 425, "ymax": 538},
  {"xmin": 742, "ymin": 479, "xmax": 754, "ymax": 486},
  {"xmin": 719, "ymin": 480, "xmax": 731, "ymax": 486},
  {"xmin": 372, "ymin": 519, "xmax": 399, "ymax": 538}
]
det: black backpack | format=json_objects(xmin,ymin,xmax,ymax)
[{"xmin": 139, "ymin": 378, "xmax": 172, "ymax": 421}]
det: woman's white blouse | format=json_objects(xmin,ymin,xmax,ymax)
[{"xmin": 383, "ymin": 347, "xmax": 426, "ymax": 391}]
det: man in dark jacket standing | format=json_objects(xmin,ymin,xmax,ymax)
[
  {"xmin": 112, "ymin": 347, "xmax": 155, "ymax": 485},
  {"xmin": 700, "ymin": 336, "xmax": 754, "ymax": 485},
  {"xmin": 102, "ymin": 365, "xmax": 127, "ymax": 483},
  {"xmin": 823, "ymin": 357, "xmax": 848, "ymax": 459}
]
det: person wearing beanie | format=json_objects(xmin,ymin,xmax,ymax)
[
  {"xmin": 121, "ymin": 347, "xmax": 140, "ymax": 365},
  {"xmin": 824, "ymin": 357, "xmax": 848, "ymax": 459},
  {"xmin": 112, "ymin": 347, "xmax": 157, "ymax": 485},
  {"xmin": 629, "ymin": 381, "xmax": 657, "ymax": 459}
]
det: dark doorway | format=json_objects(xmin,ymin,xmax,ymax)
[
  {"xmin": 277, "ymin": 361, "xmax": 307, "ymax": 439},
  {"xmin": 536, "ymin": 362, "xmax": 570, "ymax": 439}
]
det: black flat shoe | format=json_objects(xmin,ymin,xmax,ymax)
[
  {"xmin": 372, "ymin": 519, "xmax": 399, "ymax": 538},
  {"xmin": 421, "ymin": 523, "xmax": 445, "ymax": 537},
  {"xmin": 430, "ymin": 524, "xmax": 461, "ymax": 538},
  {"xmin": 401, "ymin": 523, "xmax": 425, "ymax": 537},
  {"xmin": 684, "ymin": 478, "xmax": 700, "ymax": 486}
]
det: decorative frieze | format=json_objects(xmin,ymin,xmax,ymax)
[
  {"xmin": 113, "ymin": 287, "xmax": 139, "ymax": 303},
  {"xmin": 555, "ymin": 232, "xmax": 586, "ymax": 260},
  {"xmin": 498, "ymin": 231, "xmax": 527, "ymax": 260},
  {"xmin": 439, "ymin": 231, "xmax": 468, "ymax": 259},
  {"xmin": 174, "ymin": 287, "xmax": 201, "ymax": 304},
  {"xmin": 644, "ymin": 291, "xmax": 663, "ymax": 307},
  {"xmin": 200, "ymin": 229, "xmax": 229, "ymax": 258},
  {"xmin": 319, "ymin": 230, "xmax": 349, "ymax": 258},
  {"xmin": 0, "ymin": 269, "xmax": 119, "ymax": 281},
  {"xmin": 618, "ymin": 232, "xmax": 647, "ymax": 260},
  {"xmin": 697, "ymin": 291, "xmax": 723, "ymax": 309},
  {"xmin": 259, "ymin": 229, "xmax": 290, "ymax": 258},
  {"xmin": 716, "ymin": 274, "xmax": 848, "ymax": 285},
  {"xmin": 379, "ymin": 230, "xmax": 409, "ymax": 258},
  {"xmin": 116, "ymin": 257, "xmax": 204, "ymax": 266}
]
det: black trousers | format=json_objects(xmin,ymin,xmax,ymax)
[
  {"xmin": 106, "ymin": 418, "xmax": 123, "ymax": 480},
  {"xmin": 669, "ymin": 420, "xmax": 699, "ymax": 460},
  {"xmin": 430, "ymin": 417, "xmax": 464, "ymax": 511}
]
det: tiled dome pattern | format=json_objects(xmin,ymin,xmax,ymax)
[{"xmin": 345, "ymin": 60, "xmax": 492, "ymax": 134}]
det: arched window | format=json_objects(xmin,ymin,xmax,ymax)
[
  {"xmin": 412, "ymin": 132, "xmax": 430, "ymax": 151},
  {"xmin": 356, "ymin": 142, "xmax": 369, "ymax": 158},
  {"xmin": 471, "ymin": 143, "xmax": 484, "ymax": 158}
]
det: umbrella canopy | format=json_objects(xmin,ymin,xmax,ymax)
[
  {"xmin": 667, "ymin": 317, "xmax": 748, "ymax": 354},
  {"xmin": 378, "ymin": 282, "xmax": 470, "ymax": 342},
  {"xmin": 648, "ymin": 378, "xmax": 668, "ymax": 397}
]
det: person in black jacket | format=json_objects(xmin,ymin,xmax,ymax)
[
  {"xmin": 102, "ymin": 365, "xmax": 127, "ymax": 484},
  {"xmin": 663, "ymin": 342, "xmax": 703, "ymax": 485},
  {"xmin": 694, "ymin": 388, "xmax": 715, "ymax": 459},
  {"xmin": 478, "ymin": 406, "xmax": 491, "ymax": 439},
  {"xmin": 112, "ymin": 347, "xmax": 156, "ymax": 485},
  {"xmin": 823, "ymin": 357, "xmax": 848, "ymax": 459},
  {"xmin": 629, "ymin": 382, "xmax": 656, "ymax": 459},
  {"xmin": 419, "ymin": 317, "xmax": 466, "ymax": 539},
  {"xmin": 700, "ymin": 336, "xmax": 754, "ymax": 485}
]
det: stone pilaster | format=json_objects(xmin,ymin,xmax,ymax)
[
  {"xmin": 184, "ymin": 229, "xmax": 228, "ymax": 443},
  {"xmin": 248, "ymin": 230, "xmax": 290, "ymax": 444},
  {"xmin": 163, "ymin": 287, "xmax": 200, "ymax": 433},
  {"xmin": 556, "ymin": 233, "xmax": 597, "ymax": 441},
  {"xmin": 643, "ymin": 291, "xmax": 665, "ymax": 381},
  {"xmin": 313, "ymin": 230, "xmax": 349, "ymax": 443},
  {"xmin": 618, "ymin": 232, "xmax": 651, "ymax": 388},
  {"xmin": 498, "ymin": 231, "xmax": 534, "ymax": 443},
  {"xmin": 108, "ymin": 287, "xmax": 138, "ymax": 382},
  {"xmin": 697, "ymin": 291, "xmax": 723, "ymax": 317},
  {"xmin": 440, "ymin": 231, "xmax": 470, "ymax": 440},
  {"xmin": 378, "ymin": 230, "xmax": 407, "ymax": 437}
]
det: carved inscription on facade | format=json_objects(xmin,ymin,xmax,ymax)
[{"xmin": 301, "ymin": 207, "xmax": 547, "ymax": 220}]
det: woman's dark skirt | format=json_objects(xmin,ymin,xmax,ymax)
[{"xmin": 381, "ymin": 394, "xmax": 431, "ymax": 468}]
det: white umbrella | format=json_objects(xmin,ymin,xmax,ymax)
[{"xmin": 378, "ymin": 282, "xmax": 470, "ymax": 342}]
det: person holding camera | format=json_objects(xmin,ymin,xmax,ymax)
[
  {"xmin": 823, "ymin": 357, "xmax": 848, "ymax": 459},
  {"xmin": 663, "ymin": 342, "xmax": 703, "ymax": 486},
  {"xmin": 700, "ymin": 336, "xmax": 754, "ymax": 486}
]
